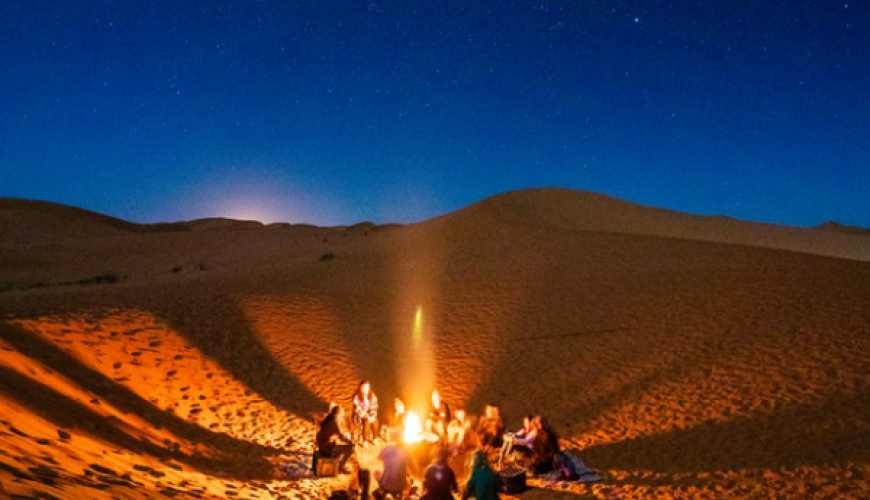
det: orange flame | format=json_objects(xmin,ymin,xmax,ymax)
[{"xmin": 403, "ymin": 410, "xmax": 423, "ymax": 443}]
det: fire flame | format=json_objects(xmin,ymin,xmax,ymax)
[{"xmin": 403, "ymin": 410, "xmax": 423, "ymax": 443}]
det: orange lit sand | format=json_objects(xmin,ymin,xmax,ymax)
[{"xmin": 2, "ymin": 189, "xmax": 869, "ymax": 499}]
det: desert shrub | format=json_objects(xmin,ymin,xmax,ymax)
[{"xmin": 81, "ymin": 273, "xmax": 123, "ymax": 285}]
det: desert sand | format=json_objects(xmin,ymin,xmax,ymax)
[{"xmin": 1, "ymin": 188, "xmax": 869, "ymax": 499}]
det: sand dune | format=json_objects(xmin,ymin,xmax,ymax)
[
  {"xmin": 1, "ymin": 188, "xmax": 869, "ymax": 499},
  {"xmin": 437, "ymin": 188, "xmax": 870, "ymax": 262}
]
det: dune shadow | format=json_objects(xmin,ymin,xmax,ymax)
[
  {"xmin": 473, "ymin": 319, "xmax": 716, "ymax": 430},
  {"xmin": 141, "ymin": 287, "xmax": 327, "ymax": 417},
  {"xmin": 0, "ymin": 321, "xmax": 279, "ymax": 480},
  {"xmin": 0, "ymin": 364, "xmax": 271, "ymax": 479},
  {"xmin": 42, "ymin": 282, "xmax": 328, "ymax": 419},
  {"xmin": 581, "ymin": 386, "xmax": 870, "ymax": 473}
]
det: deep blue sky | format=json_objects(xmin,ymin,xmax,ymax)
[{"xmin": 2, "ymin": 1, "xmax": 868, "ymax": 227}]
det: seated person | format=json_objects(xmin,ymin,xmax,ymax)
[
  {"xmin": 352, "ymin": 379, "xmax": 380, "ymax": 445},
  {"xmin": 498, "ymin": 413, "xmax": 535, "ymax": 467},
  {"xmin": 316, "ymin": 404, "xmax": 355, "ymax": 474},
  {"xmin": 445, "ymin": 409, "xmax": 474, "ymax": 456},
  {"xmin": 382, "ymin": 397, "xmax": 406, "ymax": 443},
  {"xmin": 463, "ymin": 450, "xmax": 502, "ymax": 500},
  {"xmin": 475, "ymin": 403, "xmax": 505, "ymax": 451},
  {"xmin": 422, "ymin": 447, "xmax": 458, "ymax": 500},
  {"xmin": 373, "ymin": 441, "xmax": 418, "ymax": 500},
  {"xmin": 425, "ymin": 389, "xmax": 451, "ymax": 439},
  {"xmin": 529, "ymin": 416, "xmax": 560, "ymax": 475}
]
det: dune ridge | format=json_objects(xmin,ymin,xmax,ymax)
[
  {"xmin": 437, "ymin": 188, "xmax": 870, "ymax": 262},
  {"xmin": 1, "ymin": 188, "xmax": 869, "ymax": 499}
]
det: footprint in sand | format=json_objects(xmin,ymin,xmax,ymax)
[
  {"xmin": 9, "ymin": 426, "xmax": 29, "ymax": 437},
  {"xmin": 28, "ymin": 465, "xmax": 59, "ymax": 486}
]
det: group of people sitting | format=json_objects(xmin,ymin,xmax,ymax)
[
  {"xmin": 315, "ymin": 380, "xmax": 566, "ymax": 499},
  {"xmin": 373, "ymin": 439, "xmax": 500, "ymax": 500},
  {"xmin": 314, "ymin": 380, "xmax": 383, "ymax": 474}
]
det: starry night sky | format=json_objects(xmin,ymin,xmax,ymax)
[{"xmin": 2, "ymin": 1, "xmax": 869, "ymax": 227}]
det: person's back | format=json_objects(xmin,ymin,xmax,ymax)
[
  {"xmin": 464, "ymin": 451, "xmax": 501, "ymax": 500},
  {"xmin": 376, "ymin": 443, "xmax": 414, "ymax": 495},
  {"xmin": 422, "ymin": 449, "xmax": 457, "ymax": 500}
]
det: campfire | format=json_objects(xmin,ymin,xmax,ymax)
[
  {"xmin": 403, "ymin": 411, "xmax": 423, "ymax": 443},
  {"xmin": 402, "ymin": 410, "xmax": 439, "ymax": 446}
]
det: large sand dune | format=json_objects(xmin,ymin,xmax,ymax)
[{"xmin": 1, "ymin": 188, "xmax": 869, "ymax": 499}]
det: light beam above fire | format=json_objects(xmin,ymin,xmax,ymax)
[{"xmin": 400, "ymin": 306, "xmax": 434, "ymax": 421}]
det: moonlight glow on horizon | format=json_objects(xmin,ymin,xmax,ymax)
[{"xmin": 152, "ymin": 167, "xmax": 347, "ymax": 225}]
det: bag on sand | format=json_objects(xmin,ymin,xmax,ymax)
[
  {"xmin": 554, "ymin": 449, "xmax": 602, "ymax": 483},
  {"xmin": 553, "ymin": 452, "xmax": 579, "ymax": 481}
]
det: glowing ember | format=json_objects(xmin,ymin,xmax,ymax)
[{"xmin": 403, "ymin": 410, "xmax": 423, "ymax": 443}]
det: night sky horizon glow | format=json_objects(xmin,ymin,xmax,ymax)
[{"xmin": 2, "ymin": 1, "xmax": 869, "ymax": 228}]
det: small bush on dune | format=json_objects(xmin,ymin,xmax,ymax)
[{"xmin": 74, "ymin": 273, "xmax": 124, "ymax": 285}]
